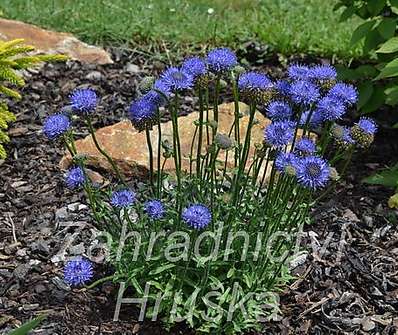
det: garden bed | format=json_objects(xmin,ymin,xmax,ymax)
[{"xmin": 0, "ymin": 49, "xmax": 397, "ymax": 334}]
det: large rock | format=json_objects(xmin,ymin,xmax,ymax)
[
  {"xmin": 60, "ymin": 102, "xmax": 312, "ymax": 180},
  {"xmin": 0, "ymin": 18, "xmax": 113, "ymax": 64},
  {"xmin": 60, "ymin": 102, "xmax": 272, "ymax": 178}
]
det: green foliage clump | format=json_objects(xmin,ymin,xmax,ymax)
[
  {"xmin": 335, "ymin": 0, "xmax": 398, "ymax": 119},
  {"xmin": 0, "ymin": 38, "xmax": 67, "ymax": 159}
]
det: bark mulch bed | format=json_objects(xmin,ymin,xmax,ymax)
[{"xmin": 0, "ymin": 49, "xmax": 397, "ymax": 334}]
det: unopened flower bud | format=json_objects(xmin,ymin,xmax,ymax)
[
  {"xmin": 233, "ymin": 65, "xmax": 246, "ymax": 76},
  {"xmin": 284, "ymin": 164, "xmax": 296, "ymax": 177},
  {"xmin": 329, "ymin": 167, "xmax": 339, "ymax": 181},
  {"xmin": 215, "ymin": 133, "xmax": 234, "ymax": 150},
  {"xmin": 219, "ymin": 79, "xmax": 228, "ymax": 89},
  {"xmin": 351, "ymin": 124, "xmax": 374, "ymax": 148},
  {"xmin": 139, "ymin": 76, "xmax": 155, "ymax": 93},
  {"xmin": 388, "ymin": 193, "xmax": 398, "ymax": 209}
]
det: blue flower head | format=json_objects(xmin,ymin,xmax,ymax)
[
  {"xmin": 331, "ymin": 125, "xmax": 355, "ymax": 148},
  {"xmin": 144, "ymin": 199, "xmax": 165, "ymax": 220},
  {"xmin": 160, "ymin": 67, "xmax": 194, "ymax": 92},
  {"xmin": 70, "ymin": 89, "xmax": 98, "ymax": 114},
  {"xmin": 287, "ymin": 64, "xmax": 312, "ymax": 81},
  {"xmin": 297, "ymin": 155, "xmax": 330, "ymax": 190},
  {"xmin": 267, "ymin": 100, "xmax": 293, "ymax": 121},
  {"xmin": 310, "ymin": 65, "xmax": 337, "ymax": 82},
  {"xmin": 275, "ymin": 152, "xmax": 299, "ymax": 173},
  {"xmin": 238, "ymin": 71, "xmax": 273, "ymax": 92},
  {"xmin": 43, "ymin": 114, "xmax": 71, "ymax": 140},
  {"xmin": 299, "ymin": 110, "xmax": 323, "ymax": 128},
  {"xmin": 206, "ymin": 48, "xmax": 237, "ymax": 73},
  {"xmin": 64, "ymin": 257, "xmax": 93, "ymax": 286},
  {"xmin": 276, "ymin": 80, "xmax": 291, "ymax": 96},
  {"xmin": 328, "ymin": 83, "xmax": 358, "ymax": 105},
  {"xmin": 264, "ymin": 120, "xmax": 295, "ymax": 148},
  {"xmin": 182, "ymin": 204, "xmax": 212, "ymax": 229},
  {"xmin": 129, "ymin": 97, "xmax": 158, "ymax": 131},
  {"xmin": 289, "ymin": 80, "xmax": 320, "ymax": 105},
  {"xmin": 316, "ymin": 96, "xmax": 346, "ymax": 121},
  {"xmin": 357, "ymin": 117, "xmax": 377, "ymax": 135},
  {"xmin": 295, "ymin": 138, "xmax": 316, "ymax": 155},
  {"xmin": 182, "ymin": 57, "xmax": 207, "ymax": 79},
  {"xmin": 65, "ymin": 166, "xmax": 86, "ymax": 189},
  {"xmin": 154, "ymin": 78, "xmax": 172, "ymax": 98},
  {"xmin": 111, "ymin": 189, "xmax": 136, "ymax": 208}
]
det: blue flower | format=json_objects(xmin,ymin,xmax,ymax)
[
  {"xmin": 287, "ymin": 64, "xmax": 312, "ymax": 81},
  {"xmin": 182, "ymin": 57, "xmax": 207, "ymax": 79},
  {"xmin": 111, "ymin": 189, "xmax": 136, "ymax": 208},
  {"xmin": 328, "ymin": 83, "xmax": 358, "ymax": 105},
  {"xmin": 70, "ymin": 89, "xmax": 98, "ymax": 114},
  {"xmin": 331, "ymin": 125, "xmax": 355, "ymax": 147},
  {"xmin": 316, "ymin": 96, "xmax": 346, "ymax": 121},
  {"xmin": 296, "ymin": 156, "xmax": 330, "ymax": 190},
  {"xmin": 144, "ymin": 199, "xmax": 165, "ymax": 220},
  {"xmin": 267, "ymin": 100, "xmax": 293, "ymax": 121},
  {"xmin": 43, "ymin": 114, "xmax": 71, "ymax": 140},
  {"xmin": 275, "ymin": 152, "xmax": 299, "ymax": 173},
  {"xmin": 295, "ymin": 138, "xmax": 316, "ymax": 155},
  {"xmin": 238, "ymin": 71, "xmax": 273, "ymax": 92},
  {"xmin": 289, "ymin": 80, "xmax": 320, "ymax": 105},
  {"xmin": 182, "ymin": 204, "xmax": 212, "ymax": 229},
  {"xmin": 64, "ymin": 257, "xmax": 93, "ymax": 286},
  {"xmin": 65, "ymin": 166, "xmax": 86, "ymax": 189},
  {"xmin": 160, "ymin": 67, "xmax": 194, "ymax": 91},
  {"xmin": 154, "ymin": 78, "xmax": 172, "ymax": 98},
  {"xmin": 206, "ymin": 48, "xmax": 237, "ymax": 73},
  {"xmin": 310, "ymin": 65, "xmax": 337, "ymax": 81},
  {"xmin": 357, "ymin": 117, "xmax": 377, "ymax": 135},
  {"xmin": 142, "ymin": 90, "xmax": 165, "ymax": 107},
  {"xmin": 264, "ymin": 120, "xmax": 295, "ymax": 147},
  {"xmin": 298, "ymin": 110, "xmax": 323, "ymax": 128},
  {"xmin": 129, "ymin": 97, "xmax": 158, "ymax": 131},
  {"xmin": 276, "ymin": 80, "xmax": 291, "ymax": 96}
]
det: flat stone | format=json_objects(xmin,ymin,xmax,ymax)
[
  {"xmin": 0, "ymin": 18, "xmax": 113, "ymax": 64},
  {"xmin": 60, "ymin": 102, "xmax": 311, "ymax": 181}
]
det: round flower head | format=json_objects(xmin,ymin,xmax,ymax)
[
  {"xmin": 356, "ymin": 117, "xmax": 377, "ymax": 135},
  {"xmin": 316, "ymin": 96, "xmax": 346, "ymax": 121},
  {"xmin": 206, "ymin": 47, "xmax": 237, "ymax": 73},
  {"xmin": 64, "ymin": 257, "xmax": 93, "ymax": 286},
  {"xmin": 65, "ymin": 166, "xmax": 86, "ymax": 189},
  {"xmin": 215, "ymin": 133, "xmax": 234, "ymax": 150},
  {"xmin": 142, "ymin": 90, "xmax": 165, "ymax": 107},
  {"xmin": 310, "ymin": 65, "xmax": 337, "ymax": 82},
  {"xmin": 296, "ymin": 156, "xmax": 330, "ymax": 190},
  {"xmin": 287, "ymin": 64, "xmax": 311, "ymax": 81},
  {"xmin": 289, "ymin": 80, "xmax": 320, "ymax": 105},
  {"xmin": 160, "ymin": 67, "xmax": 194, "ymax": 92},
  {"xmin": 238, "ymin": 71, "xmax": 274, "ymax": 103},
  {"xmin": 328, "ymin": 83, "xmax": 358, "ymax": 105},
  {"xmin": 351, "ymin": 117, "xmax": 377, "ymax": 148},
  {"xmin": 264, "ymin": 120, "xmax": 295, "ymax": 148},
  {"xmin": 276, "ymin": 80, "xmax": 291, "ymax": 96},
  {"xmin": 70, "ymin": 88, "xmax": 98, "ymax": 114},
  {"xmin": 129, "ymin": 97, "xmax": 158, "ymax": 131},
  {"xmin": 331, "ymin": 125, "xmax": 354, "ymax": 148},
  {"xmin": 299, "ymin": 110, "xmax": 323, "ymax": 128},
  {"xmin": 43, "ymin": 114, "xmax": 71, "ymax": 140},
  {"xmin": 144, "ymin": 199, "xmax": 165, "ymax": 220},
  {"xmin": 182, "ymin": 57, "xmax": 207, "ymax": 79},
  {"xmin": 139, "ymin": 76, "xmax": 155, "ymax": 93},
  {"xmin": 267, "ymin": 100, "xmax": 293, "ymax": 121},
  {"xmin": 182, "ymin": 204, "xmax": 212, "ymax": 230},
  {"xmin": 111, "ymin": 189, "xmax": 136, "ymax": 208},
  {"xmin": 275, "ymin": 151, "xmax": 299, "ymax": 173},
  {"xmin": 153, "ymin": 78, "xmax": 172, "ymax": 98},
  {"xmin": 295, "ymin": 138, "xmax": 316, "ymax": 155}
]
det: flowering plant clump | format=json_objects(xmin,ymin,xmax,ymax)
[{"xmin": 43, "ymin": 50, "xmax": 376, "ymax": 333}]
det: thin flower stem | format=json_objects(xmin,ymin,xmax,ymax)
[
  {"xmin": 156, "ymin": 110, "xmax": 162, "ymax": 198},
  {"xmin": 196, "ymin": 88, "xmax": 204, "ymax": 177},
  {"xmin": 145, "ymin": 127, "xmax": 154, "ymax": 194}
]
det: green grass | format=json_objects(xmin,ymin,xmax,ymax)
[{"xmin": 2, "ymin": 0, "xmax": 362, "ymax": 59}]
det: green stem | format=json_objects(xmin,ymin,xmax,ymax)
[{"xmin": 145, "ymin": 127, "xmax": 154, "ymax": 194}]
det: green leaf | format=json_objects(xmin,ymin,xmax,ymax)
[
  {"xmin": 361, "ymin": 86, "xmax": 386, "ymax": 114},
  {"xmin": 340, "ymin": 6, "xmax": 356, "ymax": 22},
  {"xmin": 394, "ymin": 122, "xmax": 398, "ymax": 128},
  {"xmin": 385, "ymin": 85, "xmax": 398, "ymax": 105},
  {"xmin": 149, "ymin": 263, "xmax": 175, "ymax": 275},
  {"xmin": 355, "ymin": 65, "xmax": 379, "ymax": 78},
  {"xmin": 375, "ymin": 58, "xmax": 398, "ymax": 79},
  {"xmin": 390, "ymin": 0, "xmax": 398, "ymax": 7},
  {"xmin": 363, "ymin": 163, "xmax": 398, "ymax": 188},
  {"xmin": 351, "ymin": 20, "xmax": 376, "ymax": 46},
  {"xmin": 377, "ymin": 18, "xmax": 397, "ymax": 40},
  {"xmin": 377, "ymin": 36, "xmax": 398, "ymax": 53},
  {"xmin": 9, "ymin": 315, "xmax": 47, "ymax": 335},
  {"xmin": 357, "ymin": 82, "xmax": 374, "ymax": 109},
  {"xmin": 367, "ymin": 0, "xmax": 386, "ymax": 16},
  {"xmin": 363, "ymin": 29, "xmax": 383, "ymax": 54}
]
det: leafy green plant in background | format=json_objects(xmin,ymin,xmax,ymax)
[
  {"xmin": 8, "ymin": 315, "xmax": 46, "ymax": 335},
  {"xmin": 0, "ymin": 38, "xmax": 66, "ymax": 159},
  {"xmin": 336, "ymin": 0, "xmax": 398, "ymax": 119}
]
